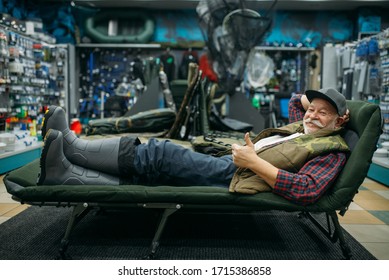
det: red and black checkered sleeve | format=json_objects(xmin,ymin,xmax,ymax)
[
  {"xmin": 273, "ymin": 152, "xmax": 347, "ymax": 205},
  {"xmin": 288, "ymin": 94, "xmax": 306, "ymax": 123}
]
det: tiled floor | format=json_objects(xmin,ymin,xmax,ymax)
[
  {"xmin": 0, "ymin": 174, "xmax": 388, "ymax": 259},
  {"xmin": 337, "ymin": 178, "xmax": 389, "ymax": 259}
]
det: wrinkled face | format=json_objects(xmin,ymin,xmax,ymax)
[{"xmin": 303, "ymin": 98, "xmax": 342, "ymax": 134}]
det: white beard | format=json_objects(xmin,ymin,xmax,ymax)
[{"xmin": 303, "ymin": 118, "xmax": 336, "ymax": 134}]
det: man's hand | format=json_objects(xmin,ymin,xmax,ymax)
[
  {"xmin": 231, "ymin": 133, "xmax": 258, "ymax": 169},
  {"xmin": 231, "ymin": 132, "xmax": 279, "ymax": 188}
]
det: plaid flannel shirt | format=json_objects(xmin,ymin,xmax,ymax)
[{"xmin": 272, "ymin": 94, "xmax": 347, "ymax": 205}]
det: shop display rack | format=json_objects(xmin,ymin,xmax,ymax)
[{"xmin": 0, "ymin": 23, "xmax": 73, "ymax": 174}]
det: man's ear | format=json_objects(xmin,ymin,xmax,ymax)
[
  {"xmin": 335, "ymin": 115, "xmax": 347, "ymax": 127},
  {"xmin": 335, "ymin": 109, "xmax": 350, "ymax": 128}
]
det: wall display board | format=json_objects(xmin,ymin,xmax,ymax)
[
  {"xmin": 322, "ymin": 29, "xmax": 389, "ymax": 143},
  {"xmin": 370, "ymin": 29, "xmax": 389, "ymax": 185},
  {"xmin": 379, "ymin": 30, "xmax": 389, "ymax": 143},
  {"xmin": 75, "ymin": 44, "xmax": 205, "ymax": 121},
  {"xmin": 0, "ymin": 27, "xmax": 71, "ymax": 132},
  {"xmin": 74, "ymin": 44, "xmax": 316, "ymax": 132},
  {"xmin": 0, "ymin": 25, "xmax": 72, "ymax": 173},
  {"xmin": 323, "ymin": 28, "xmax": 389, "ymax": 185}
]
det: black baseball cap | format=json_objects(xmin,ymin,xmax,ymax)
[{"xmin": 305, "ymin": 88, "xmax": 347, "ymax": 116}]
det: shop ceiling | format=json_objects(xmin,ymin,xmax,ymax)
[{"xmin": 44, "ymin": 0, "xmax": 389, "ymax": 10}]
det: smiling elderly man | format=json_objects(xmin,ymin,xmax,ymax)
[{"xmin": 37, "ymin": 88, "xmax": 350, "ymax": 205}]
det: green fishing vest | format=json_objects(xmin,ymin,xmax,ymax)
[{"xmin": 229, "ymin": 121, "xmax": 350, "ymax": 194}]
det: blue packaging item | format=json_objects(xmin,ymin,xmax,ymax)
[{"xmin": 279, "ymin": 98, "xmax": 290, "ymax": 119}]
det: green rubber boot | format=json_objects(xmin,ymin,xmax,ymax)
[{"xmin": 37, "ymin": 129, "xmax": 121, "ymax": 186}]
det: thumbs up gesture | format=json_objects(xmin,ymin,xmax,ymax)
[
  {"xmin": 244, "ymin": 132, "xmax": 254, "ymax": 148},
  {"xmin": 231, "ymin": 133, "xmax": 257, "ymax": 168}
]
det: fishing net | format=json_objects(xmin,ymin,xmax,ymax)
[{"xmin": 196, "ymin": 0, "xmax": 276, "ymax": 94}]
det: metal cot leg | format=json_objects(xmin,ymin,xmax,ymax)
[
  {"xmin": 141, "ymin": 203, "xmax": 182, "ymax": 259},
  {"xmin": 58, "ymin": 203, "xmax": 90, "ymax": 259},
  {"xmin": 300, "ymin": 211, "xmax": 352, "ymax": 259}
]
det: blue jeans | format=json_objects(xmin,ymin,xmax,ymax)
[{"xmin": 133, "ymin": 138, "xmax": 236, "ymax": 187}]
